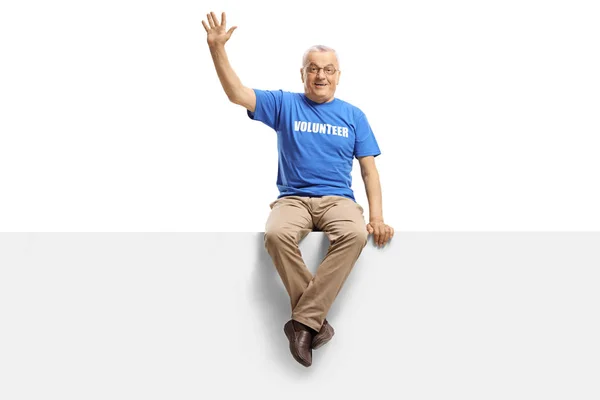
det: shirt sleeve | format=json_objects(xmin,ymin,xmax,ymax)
[
  {"xmin": 353, "ymin": 112, "xmax": 381, "ymax": 158},
  {"xmin": 247, "ymin": 89, "xmax": 283, "ymax": 131}
]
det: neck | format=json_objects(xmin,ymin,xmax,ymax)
[{"xmin": 305, "ymin": 93, "xmax": 334, "ymax": 104}]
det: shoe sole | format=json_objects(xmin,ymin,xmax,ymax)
[{"xmin": 284, "ymin": 322, "xmax": 311, "ymax": 367}]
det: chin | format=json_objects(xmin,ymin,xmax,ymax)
[{"xmin": 313, "ymin": 91, "xmax": 332, "ymax": 98}]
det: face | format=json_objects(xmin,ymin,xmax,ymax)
[{"xmin": 300, "ymin": 51, "xmax": 340, "ymax": 104}]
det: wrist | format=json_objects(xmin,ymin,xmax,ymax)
[
  {"xmin": 208, "ymin": 42, "xmax": 226, "ymax": 51},
  {"xmin": 369, "ymin": 217, "xmax": 384, "ymax": 223}
]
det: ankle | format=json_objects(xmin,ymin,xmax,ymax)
[{"xmin": 293, "ymin": 320, "xmax": 317, "ymax": 335}]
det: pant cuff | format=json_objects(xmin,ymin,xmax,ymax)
[{"xmin": 291, "ymin": 315, "xmax": 322, "ymax": 332}]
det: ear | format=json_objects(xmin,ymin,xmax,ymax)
[
  {"xmin": 300, "ymin": 68, "xmax": 305, "ymax": 83},
  {"xmin": 336, "ymin": 70, "xmax": 341, "ymax": 85}
]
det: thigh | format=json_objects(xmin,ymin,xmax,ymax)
[
  {"xmin": 265, "ymin": 196, "xmax": 314, "ymax": 242},
  {"xmin": 316, "ymin": 196, "xmax": 366, "ymax": 238}
]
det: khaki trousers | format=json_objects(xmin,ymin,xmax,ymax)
[{"xmin": 264, "ymin": 195, "xmax": 368, "ymax": 332}]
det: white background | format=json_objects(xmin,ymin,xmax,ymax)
[
  {"xmin": 2, "ymin": 232, "xmax": 599, "ymax": 399},
  {"xmin": 1, "ymin": 0, "xmax": 599, "ymax": 231}
]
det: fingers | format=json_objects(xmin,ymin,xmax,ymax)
[
  {"xmin": 383, "ymin": 228, "xmax": 391, "ymax": 246},
  {"xmin": 368, "ymin": 223, "xmax": 380, "ymax": 246},
  {"xmin": 380, "ymin": 229, "xmax": 387, "ymax": 246},
  {"xmin": 205, "ymin": 11, "xmax": 233, "ymax": 36},
  {"xmin": 207, "ymin": 13, "xmax": 215, "ymax": 29},
  {"xmin": 211, "ymin": 11, "xmax": 220, "ymax": 26},
  {"xmin": 373, "ymin": 224, "xmax": 394, "ymax": 247},
  {"xmin": 367, "ymin": 222, "xmax": 394, "ymax": 247},
  {"xmin": 374, "ymin": 227, "xmax": 382, "ymax": 247}
]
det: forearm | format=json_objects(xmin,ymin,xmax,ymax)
[
  {"xmin": 362, "ymin": 172, "xmax": 384, "ymax": 222},
  {"xmin": 208, "ymin": 44, "xmax": 245, "ymax": 102}
]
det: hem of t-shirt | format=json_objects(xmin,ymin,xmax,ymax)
[
  {"xmin": 246, "ymin": 88, "xmax": 261, "ymax": 120},
  {"xmin": 354, "ymin": 152, "xmax": 381, "ymax": 158},
  {"xmin": 278, "ymin": 193, "xmax": 356, "ymax": 201}
]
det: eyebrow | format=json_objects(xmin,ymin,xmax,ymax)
[{"xmin": 307, "ymin": 63, "xmax": 336, "ymax": 68}]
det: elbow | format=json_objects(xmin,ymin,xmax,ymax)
[
  {"xmin": 227, "ymin": 87, "xmax": 255, "ymax": 112},
  {"xmin": 227, "ymin": 91, "xmax": 246, "ymax": 107},
  {"xmin": 226, "ymin": 85, "xmax": 247, "ymax": 105},
  {"xmin": 227, "ymin": 92, "xmax": 240, "ymax": 104}
]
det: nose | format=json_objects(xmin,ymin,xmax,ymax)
[{"xmin": 316, "ymin": 68, "xmax": 326, "ymax": 79}]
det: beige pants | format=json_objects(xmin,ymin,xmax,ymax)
[{"xmin": 264, "ymin": 195, "xmax": 368, "ymax": 332}]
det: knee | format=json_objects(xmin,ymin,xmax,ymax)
[
  {"xmin": 264, "ymin": 227, "xmax": 296, "ymax": 248},
  {"xmin": 356, "ymin": 228, "xmax": 369, "ymax": 247},
  {"xmin": 342, "ymin": 226, "xmax": 368, "ymax": 248}
]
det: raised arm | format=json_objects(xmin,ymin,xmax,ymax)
[{"xmin": 202, "ymin": 11, "xmax": 256, "ymax": 112}]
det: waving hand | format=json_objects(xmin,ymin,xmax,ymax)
[{"xmin": 202, "ymin": 11, "xmax": 237, "ymax": 47}]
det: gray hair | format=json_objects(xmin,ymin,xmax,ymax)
[{"xmin": 302, "ymin": 45, "xmax": 340, "ymax": 69}]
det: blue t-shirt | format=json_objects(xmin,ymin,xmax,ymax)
[{"xmin": 248, "ymin": 89, "xmax": 381, "ymax": 201}]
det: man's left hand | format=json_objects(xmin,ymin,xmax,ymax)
[{"xmin": 366, "ymin": 220, "xmax": 394, "ymax": 248}]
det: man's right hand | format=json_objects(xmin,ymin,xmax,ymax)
[
  {"xmin": 202, "ymin": 11, "xmax": 237, "ymax": 48},
  {"xmin": 202, "ymin": 11, "xmax": 255, "ymax": 112}
]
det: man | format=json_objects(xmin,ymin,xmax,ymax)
[{"xmin": 202, "ymin": 11, "xmax": 394, "ymax": 367}]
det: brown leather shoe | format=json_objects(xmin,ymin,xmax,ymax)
[
  {"xmin": 284, "ymin": 320, "xmax": 313, "ymax": 367},
  {"xmin": 312, "ymin": 319, "xmax": 335, "ymax": 349}
]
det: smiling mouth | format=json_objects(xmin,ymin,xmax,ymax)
[{"xmin": 315, "ymin": 83, "xmax": 327, "ymax": 87}]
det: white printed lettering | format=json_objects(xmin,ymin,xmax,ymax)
[{"xmin": 292, "ymin": 120, "xmax": 349, "ymax": 139}]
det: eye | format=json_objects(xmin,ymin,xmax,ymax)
[
  {"xmin": 308, "ymin": 65, "xmax": 318, "ymax": 73},
  {"xmin": 324, "ymin": 66, "xmax": 335, "ymax": 74}
]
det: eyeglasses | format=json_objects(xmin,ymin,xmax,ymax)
[{"xmin": 305, "ymin": 64, "xmax": 338, "ymax": 76}]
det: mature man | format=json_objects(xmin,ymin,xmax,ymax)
[{"xmin": 202, "ymin": 12, "xmax": 394, "ymax": 367}]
